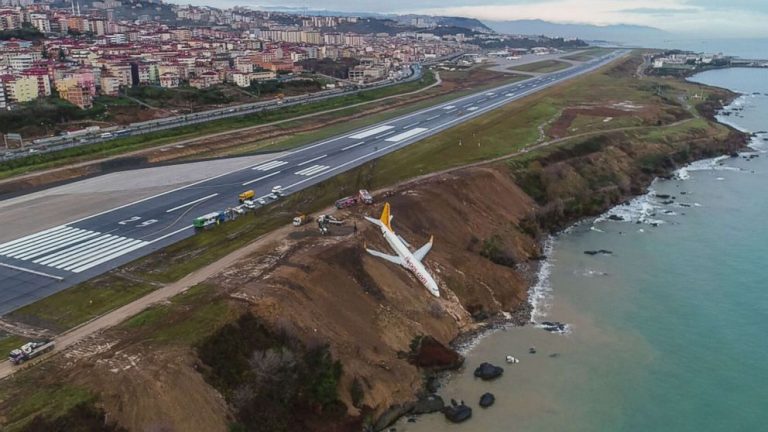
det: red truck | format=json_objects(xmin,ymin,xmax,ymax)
[{"xmin": 335, "ymin": 196, "xmax": 358, "ymax": 209}]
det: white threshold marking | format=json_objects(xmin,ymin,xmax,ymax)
[
  {"xmin": 375, "ymin": 130, "xmax": 397, "ymax": 139},
  {"xmin": 385, "ymin": 127, "xmax": 428, "ymax": 143},
  {"xmin": 70, "ymin": 241, "xmax": 148, "ymax": 273},
  {"xmin": 1, "ymin": 228, "xmax": 86, "ymax": 258},
  {"xmin": 442, "ymin": 105, "xmax": 455, "ymax": 110},
  {"xmin": 165, "ymin": 193, "xmax": 219, "ymax": 213},
  {"xmin": 252, "ymin": 160, "xmax": 288, "ymax": 171},
  {"xmin": 0, "ymin": 226, "xmax": 74, "ymax": 256},
  {"xmin": 35, "ymin": 235, "xmax": 120, "ymax": 266},
  {"xmin": 342, "ymin": 141, "xmax": 366, "ymax": 151},
  {"xmin": 295, "ymin": 165, "xmax": 330, "ymax": 176},
  {"xmin": 242, "ymin": 170, "xmax": 282, "ymax": 186},
  {"xmin": 297, "ymin": 154, "xmax": 327, "ymax": 166},
  {"xmin": 13, "ymin": 230, "xmax": 101, "ymax": 260},
  {"xmin": 0, "ymin": 262, "xmax": 63, "ymax": 281},
  {"xmin": 349, "ymin": 125, "xmax": 393, "ymax": 139},
  {"xmin": 0, "ymin": 226, "xmax": 66, "ymax": 253}
]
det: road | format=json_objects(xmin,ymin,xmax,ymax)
[
  {"xmin": 2, "ymin": 64, "xmax": 421, "ymax": 161},
  {"xmin": 0, "ymin": 50, "xmax": 625, "ymax": 316}
]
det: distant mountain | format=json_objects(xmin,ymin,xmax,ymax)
[
  {"xmin": 396, "ymin": 15, "xmax": 493, "ymax": 33},
  {"xmin": 485, "ymin": 19, "xmax": 668, "ymax": 45}
]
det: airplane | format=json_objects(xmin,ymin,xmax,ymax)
[{"xmin": 364, "ymin": 203, "xmax": 440, "ymax": 297}]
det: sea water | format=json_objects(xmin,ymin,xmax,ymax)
[{"xmin": 398, "ymin": 67, "xmax": 768, "ymax": 431}]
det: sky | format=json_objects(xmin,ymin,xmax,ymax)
[{"xmin": 176, "ymin": 0, "xmax": 768, "ymax": 38}]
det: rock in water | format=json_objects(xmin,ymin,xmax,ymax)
[
  {"xmin": 479, "ymin": 393, "xmax": 496, "ymax": 408},
  {"xmin": 412, "ymin": 394, "xmax": 445, "ymax": 414},
  {"xmin": 473, "ymin": 362, "xmax": 504, "ymax": 380},
  {"xmin": 442, "ymin": 403, "xmax": 472, "ymax": 423}
]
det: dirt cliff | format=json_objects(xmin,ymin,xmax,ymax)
[{"xmin": 204, "ymin": 116, "xmax": 745, "ymax": 429}]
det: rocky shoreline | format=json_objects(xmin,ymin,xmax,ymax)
[{"xmin": 369, "ymin": 87, "xmax": 749, "ymax": 431}]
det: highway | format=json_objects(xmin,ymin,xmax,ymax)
[
  {"xmin": 1, "ymin": 64, "xmax": 420, "ymax": 162},
  {"xmin": 0, "ymin": 50, "xmax": 625, "ymax": 315}
]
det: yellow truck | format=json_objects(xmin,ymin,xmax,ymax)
[{"xmin": 238, "ymin": 190, "xmax": 255, "ymax": 203}]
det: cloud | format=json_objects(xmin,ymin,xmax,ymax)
[{"xmin": 620, "ymin": 7, "xmax": 700, "ymax": 14}]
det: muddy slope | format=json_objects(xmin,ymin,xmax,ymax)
[{"xmin": 208, "ymin": 118, "xmax": 746, "ymax": 428}]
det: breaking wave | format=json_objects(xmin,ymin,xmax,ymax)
[{"xmin": 529, "ymin": 236, "xmax": 555, "ymax": 324}]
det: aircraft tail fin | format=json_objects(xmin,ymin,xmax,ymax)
[{"xmin": 379, "ymin": 202, "xmax": 392, "ymax": 231}]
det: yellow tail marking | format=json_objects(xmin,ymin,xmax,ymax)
[{"xmin": 380, "ymin": 202, "xmax": 392, "ymax": 231}]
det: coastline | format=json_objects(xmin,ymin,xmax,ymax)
[{"xmin": 388, "ymin": 76, "xmax": 750, "ymax": 430}]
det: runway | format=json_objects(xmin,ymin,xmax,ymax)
[{"xmin": 0, "ymin": 50, "xmax": 624, "ymax": 315}]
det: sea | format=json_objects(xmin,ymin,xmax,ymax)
[{"xmin": 397, "ymin": 50, "xmax": 768, "ymax": 431}]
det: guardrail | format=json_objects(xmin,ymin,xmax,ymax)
[{"xmin": 1, "ymin": 63, "xmax": 424, "ymax": 162}]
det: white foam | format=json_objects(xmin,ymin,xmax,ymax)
[
  {"xmin": 594, "ymin": 191, "xmax": 665, "ymax": 226},
  {"xmin": 528, "ymin": 236, "xmax": 555, "ymax": 324},
  {"xmin": 674, "ymin": 155, "xmax": 742, "ymax": 180}
]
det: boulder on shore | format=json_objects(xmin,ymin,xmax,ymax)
[
  {"xmin": 412, "ymin": 394, "xmax": 445, "ymax": 415},
  {"xmin": 479, "ymin": 392, "xmax": 496, "ymax": 408},
  {"xmin": 408, "ymin": 336, "xmax": 464, "ymax": 371},
  {"xmin": 473, "ymin": 362, "xmax": 504, "ymax": 380},
  {"xmin": 442, "ymin": 402, "xmax": 472, "ymax": 423}
]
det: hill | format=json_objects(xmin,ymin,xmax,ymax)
[{"xmin": 486, "ymin": 19, "xmax": 668, "ymax": 45}]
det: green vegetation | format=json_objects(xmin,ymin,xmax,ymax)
[
  {"xmin": 0, "ymin": 23, "xmax": 44, "ymax": 41},
  {"xmin": 8, "ymin": 275, "xmax": 156, "ymax": 332},
  {"xmin": 511, "ymin": 60, "xmax": 572, "ymax": 74},
  {"xmin": 122, "ymin": 284, "xmax": 239, "ymax": 345},
  {"xmin": 0, "ymin": 383, "xmax": 95, "ymax": 432},
  {"xmin": 0, "ymin": 97, "xmax": 107, "ymax": 136},
  {"xmin": 0, "ymin": 334, "xmax": 28, "ymax": 356},
  {"xmin": 197, "ymin": 313, "xmax": 346, "ymax": 431},
  {"xmin": 0, "ymin": 70, "xmax": 437, "ymax": 181},
  {"xmin": 19, "ymin": 402, "xmax": 125, "ymax": 432}
]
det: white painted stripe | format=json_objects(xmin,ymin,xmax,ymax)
[
  {"xmin": 148, "ymin": 225, "xmax": 193, "ymax": 244},
  {"xmin": 69, "ymin": 241, "xmax": 148, "ymax": 274},
  {"xmin": 45, "ymin": 235, "xmax": 122, "ymax": 268},
  {"xmin": 442, "ymin": 105, "xmax": 455, "ymax": 110},
  {"xmin": 0, "ymin": 262, "xmax": 63, "ymax": 281},
  {"xmin": 0, "ymin": 226, "xmax": 67, "ymax": 253},
  {"xmin": 242, "ymin": 170, "xmax": 282, "ymax": 186},
  {"xmin": 349, "ymin": 125, "xmax": 393, "ymax": 139},
  {"xmin": 295, "ymin": 164, "xmax": 330, "ymax": 176},
  {"xmin": 14, "ymin": 230, "xmax": 101, "ymax": 260},
  {"xmin": 477, "ymin": 98, "xmax": 487, "ymax": 103},
  {"xmin": 375, "ymin": 130, "xmax": 397, "ymax": 139},
  {"xmin": 342, "ymin": 141, "xmax": 365, "ymax": 151},
  {"xmin": 425, "ymin": 114, "xmax": 440, "ymax": 121},
  {"xmin": 385, "ymin": 128, "xmax": 429, "ymax": 143},
  {"xmin": 445, "ymin": 109, "xmax": 457, "ymax": 113},
  {"xmin": 467, "ymin": 107, "xmax": 479, "ymax": 111},
  {"xmin": 59, "ymin": 238, "xmax": 141, "ymax": 271},
  {"xmin": 34, "ymin": 235, "xmax": 118, "ymax": 266},
  {"xmin": 485, "ymin": 92, "xmax": 495, "ymax": 96},
  {"xmin": 402, "ymin": 122, "xmax": 420, "ymax": 129},
  {"xmin": 297, "ymin": 154, "xmax": 327, "ymax": 166},
  {"xmin": 0, "ymin": 226, "xmax": 74, "ymax": 255},
  {"xmin": 3, "ymin": 228, "xmax": 88, "ymax": 258},
  {"xmin": 165, "ymin": 193, "xmax": 218, "ymax": 213},
  {"xmin": 252, "ymin": 160, "xmax": 287, "ymax": 171}
]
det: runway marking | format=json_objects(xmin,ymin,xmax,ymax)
[
  {"xmin": 165, "ymin": 193, "xmax": 219, "ymax": 213},
  {"xmin": 295, "ymin": 165, "xmax": 330, "ymax": 176},
  {"xmin": 242, "ymin": 170, "xmax": 281, "ymax": 186},
  {"xmin": 485, "ymin": 92, "xmax": 495, "ymax": 96},
  {"xmin": 69, "ymin": 241, "xmax": 149, "ymax": 273},
  {"xmin": 251, "ymin": 160, "xmax": 288, "ymax": 171},
  {"xmin": 0, "ymin": 226, "xmax": 150, "ymax": 274},
  {"xmin": 467, "ymin": 106, "xmax": 479, "ymax": 111},
  {"xmin": 442, "ymin": 105, "xmax": 456, "ymax": 110},
  {"xmin": 0, "ymin": 228, "xmax": 92, "ymax": 258},
  {"xmin": 425, "ymin": 114, "xmax": 441, "ymax": 121},
  {"xmin": 402, "ymin": 122, "xmax": 420, "ymax": 129},
  {"xmin": 342, "ymin": 141, "xmax": 366, "ymax": 151},
  {"xmin": 349, "ymin": 125, "xmax": 393, "ymax": 139},
  {"xmin": 385, "ymin": 128, "xmax": 428, "ymax": 143},
  {"xmin": 0, "ymin": 262, "xmax": 63, "ymax": 281},
  {"xmin": 375, "ymin": 130, "xmax": 397, "ymax": 139},
  {"xmin": 297, "ymin": 154, "xmax": 327, "ymax": 166}
]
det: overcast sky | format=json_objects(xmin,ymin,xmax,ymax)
[{"xmin": 176, "ymin": 0, "xmax": 768, "ymax": 38}]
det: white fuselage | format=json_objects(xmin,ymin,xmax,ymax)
[{"xmin": 379, "ymin": 226, "xmax": 440, "ymax": 297}]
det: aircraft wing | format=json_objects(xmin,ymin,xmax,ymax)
[
  {"xmin": 366, "ymin": 248, "xmax": 403, "ymax": 266},
  {"xmin": 413, "ymin": 236, "xmax": 433, "ymax": 262}
]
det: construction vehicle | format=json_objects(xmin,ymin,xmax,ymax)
[
  {"xmin": 239, "ymin": 190, "xmax": 255, "ymax": 203},
  {"xmin": 317, "ymin": 214, "xmax": 344, "ymax": 235},
  {"xmin": 9, "ymin": 340, "xmax": 55, "ymax": 365},
  {"xmin": 358, "ymin": 189, "xmax": 374, "ymax": 205},
  {"xmin": 335, "ymin": 196, "xmax": 358, "ymax": 209},
  {"xmin": 293, "ymin": 214, "xmax": 310, "ymax": 226}
]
